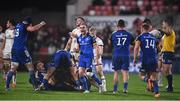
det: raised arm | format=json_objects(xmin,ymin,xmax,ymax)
[
  {"xmin": 27, "ymin": 21, "xmax": 46, "ymax": 32},
  {"xmin": 64, "ymin": 37, "xmax": 72, "ymax": 51}
]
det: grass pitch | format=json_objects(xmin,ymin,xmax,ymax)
[{"xmin": 0, "ymin": 72, "xmax": 180, "ymax": 100}]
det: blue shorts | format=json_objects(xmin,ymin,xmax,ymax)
[
  {"xmin": 78, "ymin": 55, "xmax": 92, "ymax": 69},
  {"xmin": 11, "ymin": 49, "xmax": 32, "ymax": 64},
  {"xmin": 112, "ymin": 55, "xmax": 129, "ymax": 71},
  {"xmin": 50, "ymin": 51, "xmax": 72, "ymax": 69},
  {"xmin": 141, "ymin": 63, "xmax": 157, "ymax": 72},
  {"xmin": 162, "ymin": 52, "xmax": 174, "ymax": 64}
]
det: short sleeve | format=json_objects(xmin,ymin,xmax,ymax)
[
  {"xmin": 136, "ymin": 35, "xmax": 141, "ymax": 42},
  {"xmin": 96, "ymin": 38, "xmax": 104, "ymax": 46}
]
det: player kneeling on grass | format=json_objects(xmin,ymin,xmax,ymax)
[
  {"xmin": 29, "ymin": 61, "xmax": 47, "ymax": 86},
  {"xmin": 39, "ymin": 50, "xmax": 81, "ymax": 91},
  {"xmin": 134, "ymin": 23, "xmax": 160, "ymax": 97}
]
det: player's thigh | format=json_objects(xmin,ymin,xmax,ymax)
[
  {"xmin": 78, "ymin": 67, "xmax": 86, "ymax": 76},
  {"xmin": 149, "ymin": 72, "xmax": 157, "ymax": 80},
  {"xmin": 96, "ymin": 65, "xmax": 103, "ymax": 73}
]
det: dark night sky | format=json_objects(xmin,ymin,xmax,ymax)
[{"xmin": 0, "ymin": 0, "xmax": 69, "ymax": 11}]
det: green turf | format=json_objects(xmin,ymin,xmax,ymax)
[{"xmin": 0, "ymin": 72, "xmax": 180, "ymax": 100}]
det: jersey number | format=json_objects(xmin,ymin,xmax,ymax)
[
  {"xmin": 117, "ymin": 38, "xmax": 127, "ymax": 46},
  {"xmin": 145, "ymin": 39, "xmax": 155, "ymax": 48},
  {"xmin": 15, "ymin": 29, "xmax": 19, "ymax": 37}
]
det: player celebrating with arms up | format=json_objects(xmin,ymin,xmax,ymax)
[
  {"xmin": 5, "ymin": 16, "xmax": 46, "ymax": 91},
  {"xmin": 64, "ymin": 17, "xmax": 85, "ymax": 88}
]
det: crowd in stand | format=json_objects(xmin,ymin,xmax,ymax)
[{"xmin": 83, "ymin": 0, "xmax": 179, "ymax": 16}]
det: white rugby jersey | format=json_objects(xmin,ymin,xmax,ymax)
[
  {"xmin": 3, "ymin": 29, "xmax": 14, "ymax": 53},
  {"xmin": 70, "ymin": 28, "xmax": 81, "ymax": 52},
  {"xmin": 93, "ymin": 37, "xmax": 104, "ymax": 57}
]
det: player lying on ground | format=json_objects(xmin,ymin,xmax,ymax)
[{"xmin": 30, "ymin": 59, "xmax": 81, "ymax": 91}]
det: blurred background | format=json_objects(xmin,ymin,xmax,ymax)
[{"xmin": 0, "ymin": 0, "xmax": 180, "ymax": 73}]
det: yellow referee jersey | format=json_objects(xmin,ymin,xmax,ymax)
[{"xmin": 162, "ymin": 30, "xmax": 176, "ymax": 52}]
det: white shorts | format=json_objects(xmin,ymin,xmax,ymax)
[{"xmin": 3, "ymin": 52, "xmax": 11, "ymax": 59}]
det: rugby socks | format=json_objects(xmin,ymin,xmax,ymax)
[
  {"xmin": 124, "ymin": 82, "xmax": 128, "ymax": 91},
  {"xmin": 79, "ymin": 76, "xmax": 88, "ymax": 91},
  {"xmin": 152, "ymin": 80, "xmax": 159, "ymax": 94},
  {"xmin": 101, "ymin": 76, "xmax": 106, "ymax": 84},
  {"xmin": 29, "ymin": 70, "xmax": 37, "ymax": 88},
  {"xmin": 91, "ymin": 74, "xmax": 102, "ymax": 85},
  {"xmin": 75, "ymin": 80, "xmax": 80, "ymax": 87},
  {"xmin": 113, "ymin": 84, "xmax": 118, "ymax": 92},
  {"xmin": 42, "ymin": 79, "xmax": 48, "ymax": 89},
  {"xmin": 6, "ymin": 71, "xmax": 14, "ymax": 89},
  {"xmin": 12, "ymin": 74, "xmax": 16, "ymax": 84},
  {"xmin": 166, "ymin": 75, "xmax": 173, "ymax": 88}
]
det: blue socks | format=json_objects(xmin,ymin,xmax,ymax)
[
  {"xmin": 152, "ymin": 80, "xmax": 159, "ymax": 94},
  {"xmin": 79, "ymin": 76, "xmax": 88, "ymax": 90},
  {"xmin": 113, "ymin": 84, "xmax": 118, "ymax": 92},
  {"xmin": 29, "ymin": 70, "xmax": 37, "ymax": 88},
  {"xmin": 75, "ymin": 80, "xmax": 80, "ymax": 87},
  {"xmin": 91, "ymin": 74, "xmax": 102, "ymax": 85},
  {"xmin": 6, "ymin": 71, "xmax": 14, "ymax": 89},
  {"xmin": 42, "ymin": 79, "xmax": 48, "ymax": 90},
  {"xmin": 124, "ymin": 82, "xmax": 128, "ymax": 91}
]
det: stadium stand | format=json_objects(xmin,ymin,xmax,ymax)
[{"xmin": 83, "ymin": 0, "xmax": 179, "ymax": 16}]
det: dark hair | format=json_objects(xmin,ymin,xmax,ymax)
[
  {"xmin": 117, "ymin": 19, "xmax": 125, "ymax": 27},
  {"xmin": 76, "ymin": 16, "xmax": 85, "ymax": 22},
  {"xmin": 33, "ymin": 60, "xmax": 42, "ymax": 70},
  {"xmin": 8, "ymin": 18, "xmax": 16, "ymax": 26},
  {"xmin": 143, "ymin": 18, "xmax": 152, "ymax": 25},
  {"xmin": 163, "ymin": 16, "xmax": 173, "ymax": 26},
  {"xmin": 142, "ymin": 23, "xmax": 150, "ymax": 31},
  {"xmin": 23, "ymin": 16, "xmax": 32, "ymax": 25}
]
